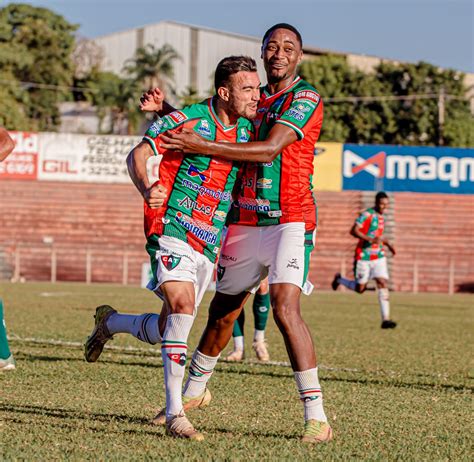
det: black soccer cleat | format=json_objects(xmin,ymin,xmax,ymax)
[
  {"xmin": 331, "ymin": 273, "xmax": 341, "ymax": 291},
  {"xmin": 381, "ymin": 320, "xmax": 397, "ymax": 329}
]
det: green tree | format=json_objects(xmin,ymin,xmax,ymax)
[
  {"xmin": 0, "ymin": 3, "xmax": 77, "ymax": 130},
  {"xmin": 124, "ymin": 43, "xmax": 180, "ymax": 95}
]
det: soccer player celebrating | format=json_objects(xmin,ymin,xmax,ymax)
[
  {"xmin": 331, "ymin": 191, "xmax": 397, "ymax": 329},
  {"xmin": 84, "ymin": 56, "xmax": 260, "ymax": 440},
  {"xmin": 226, "ymin": 277, "xmax": 271, "ymax": 362},
  {"xmin": 151, "ymin": 24, "xmax": 332, "ymax": 444},
  {"xmin": 0, "ymin": 127, "xmax": 16, "ymax": 371}
]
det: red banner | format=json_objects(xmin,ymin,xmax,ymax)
[{"xmin": 0, "ymin": 132, "xmax": 38, "ymax": 180}]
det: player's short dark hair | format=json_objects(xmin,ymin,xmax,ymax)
[
  {"xmin": 262, "ymin": 23, "xmax": 303, "ymax": 47},
  {"xmin": 214, "ymin": 56, "xmax": 257, "ymax": 92},
  {"xmin": 375, "ymin": 191, "xmax": 389, "ymax": 202}
]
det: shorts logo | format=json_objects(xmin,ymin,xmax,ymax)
[
  {"xmin": 220, "ymin": 254, "xmax": 237, "ymax": 262},
  {"xmin": 256, "ymin": 178, "xmax": 272, "ymax": 189},
  {"xmin": 287, "ymin": 258, "xmax": 300, "ymax": 270},
  {"xmin": 167, "ymin": 352, "xmax": 186, "ymax": 366},
  {"xmin": 187, "ymin": 164, "xmax": 210, "ymax": 183},
  {"xmin": 217, "ymin": 264, "xmax": 226, "ymax": 281},
  {"xmin": 161, "ymin": 255, "xmax": 181, "ymax": 270}
]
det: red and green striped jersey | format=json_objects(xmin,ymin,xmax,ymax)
[
  {"xmin": 354, "ymin": 208, "xmax": 385, "ymax": 261},
  {"xmin": 228, "ymin": 77, "xmax": 323, "ymax": 232},
  {"xmin": 143, "ymin": 98, "xmax": 253, "ymax": 262}
]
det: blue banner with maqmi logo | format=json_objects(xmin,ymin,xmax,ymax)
[{"xmin": 342, "ymin": 144, "xmax": 474, "ymax": 194}]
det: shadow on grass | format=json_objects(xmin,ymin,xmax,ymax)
[
  {"xmin": 15, "ymin": 352, "xmax": 473, "ymax": 394},
  {"xmin": 0, "ymin": 403, "xmax": 298, "ymax": 441}
]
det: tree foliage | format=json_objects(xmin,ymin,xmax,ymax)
[
  {"xmin": 300, "ymin": 56, "xmax": 473, "ymax": 147},
  {"xmin": 0, "ymin": 3, "xmax": 77, "ymax": 130}
]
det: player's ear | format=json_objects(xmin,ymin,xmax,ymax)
[
  {"xmin": 297, "ymin": 50, "xmax": 303, "ymax": 65},
  {"xmin": 217, "ymin": 86, "xmax": 230, "ymax": 102}
]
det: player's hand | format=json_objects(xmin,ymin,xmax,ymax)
[
  {"xmin": 370, "ymin": 236, "xmax": 382, "ymax": 245},
  {"xmin": 160, "ymin": 128, "xmax": 207, "ymax": 154},
  {"xmin": 140, "ymin": 88, "xmax": 165, "ymax": 112},
  {"xmin": 144, "ymin": 183, "xmax": 168, "ymax": 208}
]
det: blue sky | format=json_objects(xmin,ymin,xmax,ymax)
[{"xmin": 19, "ymin": 0, "xmax": 474, "ymax": 73}]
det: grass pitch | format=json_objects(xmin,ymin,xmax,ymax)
[{"xmin": 1, "ymin": 282, "xmax": 472, "ymax": 460}]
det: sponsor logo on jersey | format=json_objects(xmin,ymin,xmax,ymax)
[
  {"xmin": 213, "ymin": 210, "xmax": 227, "ymax": 221},
  {"xmin": 217, "ymin": 264, "xmax": 226, "ymax": 281},
  {"xmin": 197, "ymin": 120, "xmax": 212, "ymax": 137},
  {"xmin": 256, "ymin": 178, "xmax": 272, "ymax": 189},
  {"xmin": 161, "ymin": 255, "xmax": 181, "ymax": 270},
  {"xmin": 167, "ymin": 352, "xmax": 186, "ymax": 366},
  {"xmin": 237, "ymin": 197, "xmax": 270, "ymax": 212},
  {"xmin": 178, "ymin": 196, "xmax": 214, "ymax": 215},
  {"xmin": 238, "ymin": 128, "xmax": 250, "ymax": 143},
  {"xmin": 169, "ymin": 111, "xmax": 188, "ymax": 124},
  {"xmin": 287, "ymin": 108, "xmax": 306, "ymax": 121},
  {"xmin": 147, "ymin": 119, "xmax": 164, "ymax": 138},
  {"xmin": 268, "ymin": 210, "xmax": 282, "ymax": 217},
  {"xmin": 294, "ymin": 90, "xmax": 320, "ymax": 105},
  {"xmin": 260, "ymin": 162, "xmax": 273, "ymax": 167},
  {"xmin": 175, "ymin": 212, "xmax": 218, "ymax": 244},
  {"xmin": 187, "ymin": 164, "xmax": 211, "ymax": 183},
  {"xmin": 182, "ymin": 178, "xmax": 232, "ymax": 202},
  {"xmin": 287, "ymin": 258, "xmax": 300, "ymax": 270}
]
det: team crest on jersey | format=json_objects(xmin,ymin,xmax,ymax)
[
  {"xmin": 217, "ymin": 264, "xmax": 226, "ymax": 281},
  {"xmin": 167, "ymin": 352, "xmax": 186, "ymax": 366},
  {"xmin": 161, "ymin": 255, "xmax": 181, "ymax": 270}
]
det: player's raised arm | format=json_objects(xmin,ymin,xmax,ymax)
[{"xmin": 0, "ymin": 127, "xmax": 15, "ymax": 162}]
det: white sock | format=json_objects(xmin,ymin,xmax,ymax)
[
  {"xmin": 338, "ymin": 276, "xmax": 357, "ymax": 291},
  {"xmin": 294, "ymin": 367, "xmax": 328, "ymax": 422},
  {"xmin": 233, "ymin": 335, "xmax": 244, "ymax": 351},
  {"xmin": 161, "ymin": 313, "xmax": 194, "ymax": 418},
  {"xmin": 378, "ymin": 288, "xmax": 390, "ymax": 320},
  {"xmin": 183, "ymin": 349, "xmax": 219, "ymax": 399},
  {"xmin": 106, "ymin": 313, "xmax": 161, "ymax": 344},
  {"xmin": 253, "ymin": 329, "xmax": 265, "ymax": 343}
]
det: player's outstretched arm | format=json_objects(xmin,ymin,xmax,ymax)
[
  {"xmin": 159, "ymin": 123, "xmax": 298, "ymax": 163},
  {"xmin": 0, "ymin": 127, "xmax": 15, "ymax": 162},
  {"xmin": 126, "ymin": 141, "xmax": 167, "ymax": 209}
]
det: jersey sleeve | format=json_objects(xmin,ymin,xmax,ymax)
[
  {"xmin": 276, "ymin": 90, "xmax": 323, "ymax": 140},
  {"xmin": 142, "ymin": 110, "xmax": 189, "ymax": 156},
  {"xmin": 355, "ymin": 210, "xmax": 371, "ymax": 227}
]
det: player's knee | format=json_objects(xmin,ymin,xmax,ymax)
[
  {"xmin": 272, "ymin": 303, "xmax": 301, "ymax": 331},
  {"xmin": 168, "ymin": 295, "xmax": 195, "ymax": 315}
]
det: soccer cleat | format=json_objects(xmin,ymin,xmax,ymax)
[
  {"xmin": 301, "ymin": 420, "xmax": 333, "ymax": 443},
  {"xmin": 166, "ymin": 411, "xmax": 204, "ymax": 441},
  {"xmin": 252, "ymin": 340, "xmax": 270, "ymax": 362},
  {"xmin": 84, "ymin": 305, "xmax": 117, "ymax": 362},
  {"xmin": 152, "ymin": 388, "xmax": 212, "ymax": 426},
  {"xmin": 0, "ymin": 354, "xmax": 16, "ymax": 371},
  {"xmin": 381, "ymin": 320, "xmax": 397, "ymax": 329},
  {"xmin": 225, "ymin": 349, "xmax": 244, "ymax": 362},
  {"xmin": 331, "ymin": 273, "xmax": 341, "ymax": 291}
]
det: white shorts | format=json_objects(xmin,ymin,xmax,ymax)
[
  {"xmin": 216, "ymin": 223, "xmax": 315, "ymax": 295},
  {"xmin": 355, "ymin": 257, "xmax": 389, "ymax": 284},
  {"xmin": 146, "ymin": 235, "xmax": 215, "ymax": 309}
]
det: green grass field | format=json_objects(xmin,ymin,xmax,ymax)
[{"xmin": 1, "ymin": 282, "xmax": 472, "ymax": 460}]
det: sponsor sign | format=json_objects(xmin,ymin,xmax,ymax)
[
  {"xmin": 312, "ymin": 142, "xmax": 343, "ymax": 191},
  {"xmin": 343, "ymin": 144, "xmax": 474, "ymax": 194},
  {"xmin": 0, "ymin": 132, "xmax": 39, "ymax": 180}
]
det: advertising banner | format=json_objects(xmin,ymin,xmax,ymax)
[
  {"xmin": 342, "ymin": 144, "xmax": 474, "ymax": 194},
  {"xmin": 312, "ymin": 142, "xmax": 343, "ymax": 191},
  {"xmin": 0, "ymin": 132, "xmax": 39, "ymax": 180}
]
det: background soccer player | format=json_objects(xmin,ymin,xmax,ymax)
[
  {"xmin": 84, "ymin": 56, "xmax": 260, "ymax": 440},
  {"xmin": 153, "ymin": 23, "xmax": 332, "ymax": 444},
  {"xmin": 332, "ymin": 191, "xmax": 397, "ymax": 329},
  {"xmin": 0, "ymin": 127, "xmax": 16, "ymax": 371}
]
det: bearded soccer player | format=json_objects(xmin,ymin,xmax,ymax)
[
  {"xmin": 84, "ymin": 56, "xmax": 260, "ymax": 440},
  {"xmin": 151, "ymin": 24, "xmax": 332, "ymax": 443},
  {"xmin": 332, "ymin": 192, "xmax": 397, "ymax": 328},
  {"xmin": 0, "ymin": 127, "xmax": 16, "ymax": 371}
]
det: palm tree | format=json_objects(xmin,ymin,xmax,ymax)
[{"xmin": 124, "ymin": 43, "xmax": 180, "ymax": 95}]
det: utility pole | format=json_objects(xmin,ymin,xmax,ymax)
[{"xmin": 438, "ymin": 86, "xmax": 445, "ymax": 146}]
